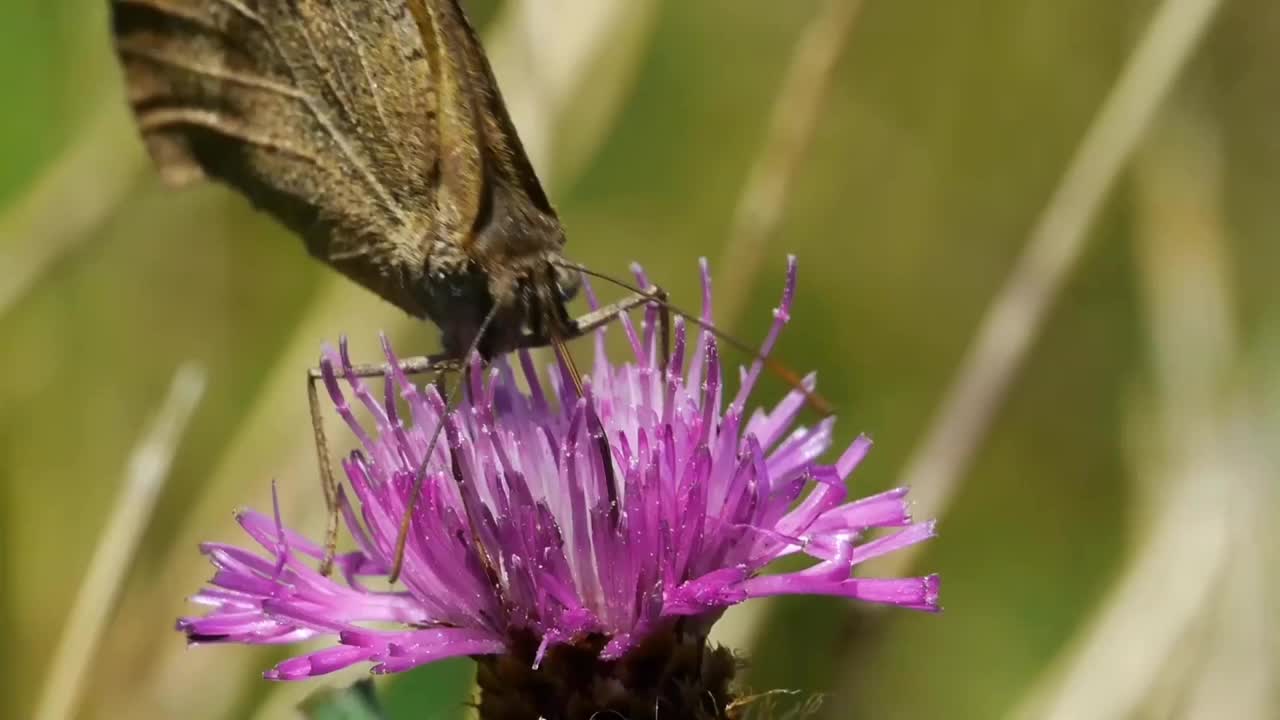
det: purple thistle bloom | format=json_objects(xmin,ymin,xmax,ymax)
[{"xmin": 178, "ymin": 257, "xmax": 938, "ymax": 695}]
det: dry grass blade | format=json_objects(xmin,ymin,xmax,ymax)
[
  {"xmin": 1173, "ymin": 448, "xmax": 1277, "ymax": 712},
  {"xmin": 32, "ymin": 364, "xmax": 206, "ymax": 720},
  {"xmin": 87, "ymin": 3, "xmax": 659, "ymax": 718},
  {"xmin": 1170, "ymin": 421, "xmax": 1277, "ymax": 719},
  {"xmin": 877, "ymin": 0, "xmax": 1225, "ymax": 577},
  {"xmin": 1007, "ymin": 452, "xmax": 1233, "ymax": 720},
  {"xmin": 713, "ymin": 0, "xmax": 867, "ymax": 330},
  {"xmin": 496, "ymin": 0, "xmax": 661, "ymax": 181},
  {"xmin": 0, "ymin": 105, "xmax": 146, "ymax": 320},
  {"xmin": 1008, "ymin": 98, "xmax": 1268, "ymax": 720}
]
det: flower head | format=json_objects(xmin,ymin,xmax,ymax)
[{"xmin": 179, "ymin": 258, "xmax": 938, "ymax": 713}]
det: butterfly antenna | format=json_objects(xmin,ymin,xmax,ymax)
[
  {"xmin": 557, "ymin": 261, "xmax": 833, "ymax": 417},
  {"xmin": 388, "ymin": 303, "xmax": 502, "ymax": 584}
]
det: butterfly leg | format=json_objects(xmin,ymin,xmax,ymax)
[
  {"xmin": 653, "ymin": 285, "xmax": 672, "ymax": 372},
  {"xmin": 307, "ymin": 353, "xmax": 459, "ymax": 576},
  {"xmin": 565, "ymin": 284, "xmax": 672, "ymax": 369},
  {"xmin": 568, "ymin": 288, "xmax": 661, "ymax": 336},
  {"xmin": 387, "ymin": 357, "xmax": 481, "ymax": 583}
]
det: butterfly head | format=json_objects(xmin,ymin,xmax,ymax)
[
  {"xmin": 420, "ymin": 249, "xmax": 581, "ymax": 362},
  {"xmin": 504, "ymin": 252, "xmax": 582, "ymax": 350}
]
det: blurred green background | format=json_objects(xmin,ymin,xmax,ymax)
[{"xmin": 2, "ymin": 1, "xmax": 1276, "ymax": 719}]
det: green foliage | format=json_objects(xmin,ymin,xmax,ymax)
[{"xmin": 299, "ymin": 680, "xmax": 387, "ymax": 720}]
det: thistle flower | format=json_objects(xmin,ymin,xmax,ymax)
[{"xmin": 178, "ymin": 258, "xmax": 938, "ymax": 719}]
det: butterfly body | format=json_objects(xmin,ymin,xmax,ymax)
[{"xmin": 111, "ymin": 0, "xmax": 578, "ymax": 358}]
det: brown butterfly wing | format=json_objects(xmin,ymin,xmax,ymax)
[
  {"xmin": 416, "ymin": 2, "xmax": 559, "ymax": 227},
  {"xmin": 113, "ymin": 0, "xmax": 568, "ymax": 324},
  {"xmin": 398, "ymin": 1, "xmax": 566, "ymax": 278},
  {"xmin": 111, "ymin": 0, "xmax": 483, "ymax": 316}
]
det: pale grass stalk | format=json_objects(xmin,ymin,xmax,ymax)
[
  {"xmin": 496, "ymin": 0, "xmax": 660, "ymax": 181},
  {"xmin": 713, "ymin": 0, "xmax": 866, "ymax": 331},
  {"xmin": 91, "ymin": 4, "xmax": 656, "ymax": 718},
  {"xmin": 1007, "ymin": 101, "xmax": 1260, "ymax": 720},
  {"xmin": 1173, "ymin": 420, "xmax": 1276, "ymax": 719},
  {"xmin": 874, "ymin": 0, "xmax": 1224, "ymax": 579},
  {"xmin": 32, "ymin": 364, "xmax": 206, "ymax": 720},
  {"xmin": 1128, "ymin": 111, "xmax": 1274, "ymax": 720},
  {"xmin": 0, "ymin": 104, "xmax": 146, "ymax": 320},
  {"xmin": 1007, "ymin": 449, "xmax": 1232, "ymax": 720},
  {"xmin": 709, "ymin": 0, "xmax": 867, "ymax": 654}
]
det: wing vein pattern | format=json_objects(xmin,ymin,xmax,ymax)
[{"xmin": 111, "ymin": 0, "xmax": 459, "ymax": 315}]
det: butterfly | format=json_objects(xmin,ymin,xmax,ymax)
[
  {"xmin": 110, "ymin": 0, "xmax": 822, "ymax": 579},
  {"xmin": 109, "ymin": 0, "xmax": 676, "ymax": 579},
  {"xmin": 109, "ymin": 0, "xmax": 605, "ymax": 359}
]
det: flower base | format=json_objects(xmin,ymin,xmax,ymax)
[{"xmin": 476, "ymin": 625, "xmax": 738, "ymax": 720}]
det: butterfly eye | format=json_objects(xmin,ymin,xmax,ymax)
[{"xmin": 554, "ymin": 264, "xmax": 582, "ymax": 303}]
